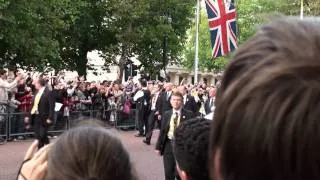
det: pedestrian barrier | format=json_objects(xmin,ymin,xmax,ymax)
[
  {"xmin": 0, "ymin": 112, "xmax": 7, "ymax": 141},
  {"xmin": 0, "ymin": 108, "xmax": 137, "ymax": 143}
]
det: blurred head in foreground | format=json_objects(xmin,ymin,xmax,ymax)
[
  {"xmin": 211, "ymin": 18, "xmax": 320, "ymax": 180},
  {"xmin": 46, "ymin": 124, "xmax": 137, "ymax": 180},
  {"xmin": 174, "ymin": 118, "xmax": 211, "ymax": 180}
]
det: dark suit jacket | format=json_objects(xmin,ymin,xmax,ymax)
[
  {"xmin": 150, "ymin": 93, "xmax": 161, "ymax": 113},
  {"xmin": 155, "ymin": 108, "xmax": 195, "ymax": 155},
  {"xmin": 158, "ymin": 91, "xmax": 172, "ymax": 117},
  {"xmin": 183, "ymin": 95, "xmax": 199, "ymax": 115},
  {"xmin": 136, "ymin": 89, "xmax": 151, "ymax": 110},
  {"xmin": 30, "ymin": 88, "xmax": 55, "ymax": 126},
  {"xmin": 205, "ymin": 97, "xmax": 215, "ymax": 115}
]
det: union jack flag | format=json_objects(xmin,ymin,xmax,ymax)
[{"xmin": 204, "ymin": 0, "xmax": 237, "ymax": 58}]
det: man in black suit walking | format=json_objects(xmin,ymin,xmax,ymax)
[
  {"xmin": 143, "ymin": 83, "xmax": 161, "ymax": 145},
  {"xmin": 155, "ymin": 91, "xmax": 195, "ymax": 180},
  {"xmin": 134, "ymin": 79, "xmax": 151, "ymax": 137},
  {"xmin": 158, "ymin": 82, "xmax": 173, "ymax": 121},
  {"xmin": 26, "ymin": 76, "xmax": 55, "ymax": 149},
  {"xmin": 177, "ymin": 85, "xmax": 199, "ymax": 115}
]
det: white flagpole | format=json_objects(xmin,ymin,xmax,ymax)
[
  {"xmin": 300, "ymin": 0, "xmax": 304, "ymax": 19},
  {"xmin": 194, "ymin": 0, "xmax": 200, "ymax": 84}
]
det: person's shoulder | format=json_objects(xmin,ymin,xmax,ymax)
[
  {"xmin": 187, "ymin": 94, "xmax": 195, "ymax": 100},
  {"xmin": 182, "ymin": 108, "xmax": 193, "ymax": 115},
  {"xmin": 164, "ymin": 109, "xmax": 172, "ymax": 116}
]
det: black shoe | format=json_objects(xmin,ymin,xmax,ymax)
[
  {"xmin": 135, "ymin": 133, "xmax": 144, "ymax": 137},
  {"xmin": 143, "ymin": 139, "xmax": 150, "ymax": 145}
]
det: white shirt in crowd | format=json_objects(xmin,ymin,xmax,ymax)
[
  {"xmin": 0, "ymin": 78, "xmax": 18, "ymax": 103},
  {"xmin": 151, "ymin": 92, "xmax": 160, "ymax": 110}
]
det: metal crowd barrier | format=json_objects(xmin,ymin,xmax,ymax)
[
  {"xmin": 0, "ymin": 107, "xmax": 137, "ymax": 143},
  {"xmin": 0, "ymin": 111, "xmax": 8, "ymax": 140}
]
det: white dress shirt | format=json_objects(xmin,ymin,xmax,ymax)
[{"xmin": 0, "ymin": 78, "xmax": 18, "ymax": 103}]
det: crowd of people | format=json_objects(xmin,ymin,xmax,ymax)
[
  {"xmin": 0, "ymin": 68, "xmax": 217, "ymax": 143},
  {"xmin": 7, "ymin": 17, "xmax": 320, "ymax": 180}
]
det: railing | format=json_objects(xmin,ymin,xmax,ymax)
[{"xmin": 0, "ymin": 103, "xmax": 136, "ymax": 143}]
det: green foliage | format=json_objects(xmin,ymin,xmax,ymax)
[
  {"xmin": 57, "ymin": 0, "xmax": 117, "ymax": 76},
  {"xmin": 100, "ymin": 0, "xmax": 150, "ymax": 79},
  {"xmin": 101, "ymin": 0, "xmax": 195, "ymax": 78},
  {"xmin": 133, "ymin": 0, "xmax": 195, "ymax": 75},
  {"xmin": 183, "ymin": 0, "xmax": 283, "ymax": 71},
  {"xmin": 237, "ymin": 0, "xmax": 282, "ymax": 43},
  {"xmin": 280, "ymin": 0, "xmax": 320, "ymax": 16},
  {"xmin": 0, "ymin": 0, "xmax": 116, "ymax": 75},
  {"xmin": 183, "ymin": 10, "xmax": 227, "ymax": 71},
  {"xmin": 4, "ymin": 0, "xmax": 318, "ymax": 76},
  {"xmin": 0, "ymin": 0, "xmax": 67, "ymax": 71}
]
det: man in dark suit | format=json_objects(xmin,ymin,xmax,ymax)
[
  {"xmin": 143, "ymin": 83, "xmax": 162, "ymax": 145},
  {"xmin": 158, "ymin": 82, "xmax": 173, "ymax": 120},
  {"xmin": 26, "ymin": 76, "xmax": 54, "ymax": 149},
  {"xmin": 134, "ymin": 79, "xmax": 151, "ymax": 137},
  {"xmin": 155, "ymin": 91, "xmax": 195, "ymax": 180},
  {"xmin": 204, "ymin": 87, "xmax": 216, "ymax": 115},
  {"xmin": 177, "ymin": 85, "xmax": 199, "ymax": 115}
]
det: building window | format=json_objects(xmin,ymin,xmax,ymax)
[{"xmin": 191, "ymin": 76, "xmax": 194, "ymax": 84}]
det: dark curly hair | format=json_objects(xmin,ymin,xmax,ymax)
[{"xmin": 173, "ymin": 118, "xmax": 211, "ymax": 180}]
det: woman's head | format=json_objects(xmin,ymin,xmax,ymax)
[{"xmin": 46, "ymin": 126, "xmax": 136, "ymax": 180}]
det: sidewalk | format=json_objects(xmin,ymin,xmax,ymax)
[{"xmin": 0, "ymin": 130, "xmax": 163, "ymax": 180}]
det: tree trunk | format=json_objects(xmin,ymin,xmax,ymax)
[
  {"xmin": 77, "ymin": 51, "xmax": 88, "ymax": 79},
  {"xmin": 118, "ymin": 45, "xmax": 127, "ymax": 82},
  {"xmin": 118, "ymin": 64, "xmax": 124, "ymax": 82}
]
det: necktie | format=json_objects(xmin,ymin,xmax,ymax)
[
  {"xmin": 173, "ymin": 112, "xmax": 179, "ymax": 130},
  {"xmin": 154, "ymin": 95, "xmax": 157, "ymax": 104},
  {"xmin": 31, "ymin": 92, "xmax": 41, "ymax": 114},
  {"xmin": 152, "ymin": 95, "xmax": 156, "ymax": 109}
]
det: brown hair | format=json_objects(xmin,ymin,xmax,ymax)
[
  {"xmin": 210, "ymin": 18, "xmax": 320, "ymax": 180},
  {"xmin": 171, "ymin": 91, "xmax": 183, "ymax": 101},
  {"xmin": 46, "ymin": 125, "xmax": 138, "ymax": 180},
  {"xmin": 38, "ymin": 76, "xmax": 47, "ymax": 87},
  {"xmin": 216, "ymin": 18, "xmax": 320, "ymax": 104}
]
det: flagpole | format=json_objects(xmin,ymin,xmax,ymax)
[
  {"xmin": 194, "ymin": 0, "xmax": 200, "ymax": 84},
  {"xmin": 233, "ymin": 0, "xmax": 240, "ymax": 43},
  {"xmin": 300, "ymin": 0, "xmax": 304, "ymax": 19}
]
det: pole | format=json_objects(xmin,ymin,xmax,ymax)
[
  {"xmin": 163, "ymin": 35, "xmax": 168, "ymax": 80},
  {"xmin": 234, "ymin": 0, "xmax": 240, "ymax": 43},
  {"xmin": 300, "ymin": 0, "xmax": 304, "ymax": 19},
  {"xmin": 194, "ymin": 0, "xmax": 200, "ymax": 84}
]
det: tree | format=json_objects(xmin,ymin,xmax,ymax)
[
  {"xmin": 0, "ymin": 0, "xmax": 117, "ymax": 76},
  {"xmin": 58, "ymin": 0, "xmax": 117, "ymax": 77},
  {"xmin": 100, "ymin": 0, "xmax": 149, "ymax": 80},
  {"xmin": 280, "ymin": 0, "xmax": 320, "ymax": 16},
  {"xmin": 237, "ymin": 0, "xmax": 282, "ymax": 43},
  {"xmin": 183, "ymin": 10, "xmax": 227, "ymax": 72},
  {"xmin": 183, "ymin": 0, "xmax": 282, "ymax": 71},
  {"xmin": 133, "ymin": 0, "xmax": 195, "ymax": 77},
  {"xmin": 0, "ymin": 0, "xmax": 68, "ymax": 71},
  {"xmin": 101, "ymin": 0, "xmax": 195, "ymax": 80}
]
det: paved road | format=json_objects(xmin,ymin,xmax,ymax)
[{"xmin": 0, "ymin": 130, "xmax": 164, "ymax": 180}]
